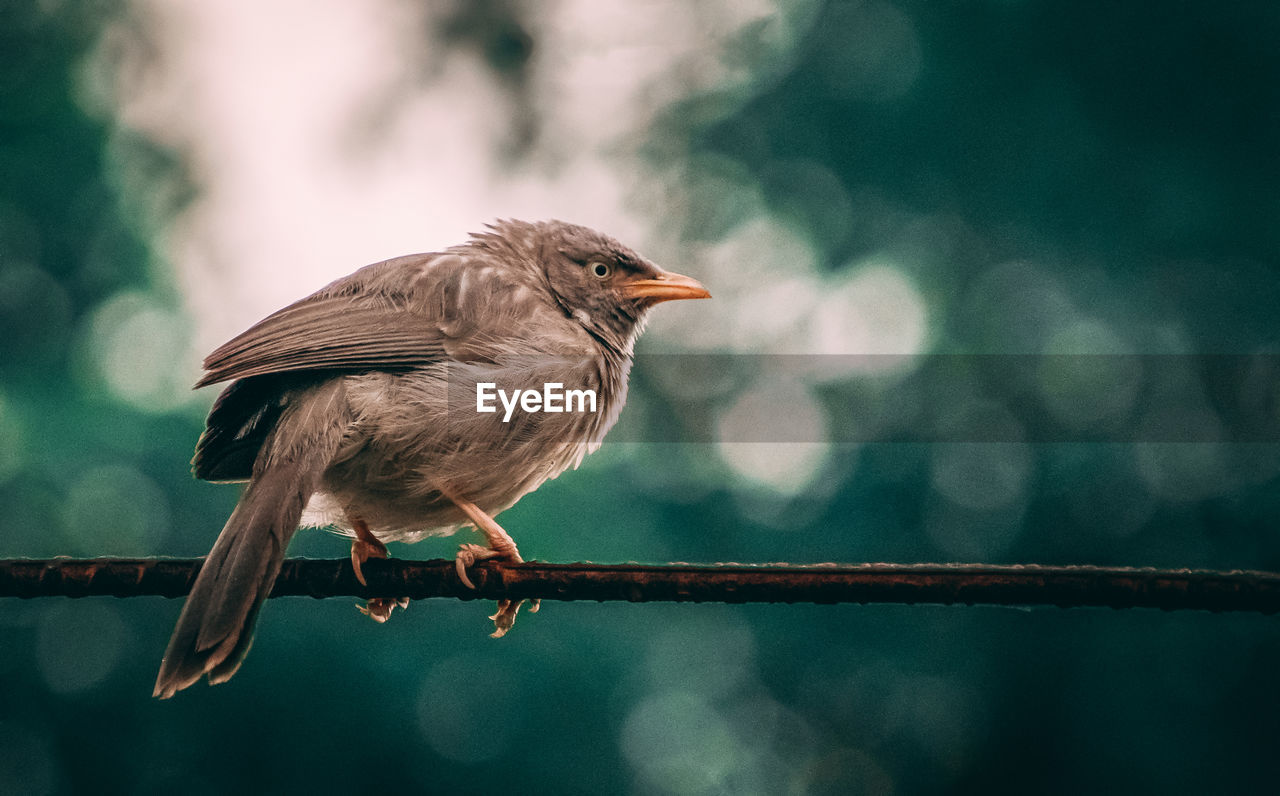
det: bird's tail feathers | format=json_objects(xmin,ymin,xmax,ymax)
[{"xmin": 154, "ymin": 381, "xmax": 349, "ymax": 698}]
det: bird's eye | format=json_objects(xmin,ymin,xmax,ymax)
[{"xmin": 589, "ymin": 261, "xmax": 612, "ymax": 279}]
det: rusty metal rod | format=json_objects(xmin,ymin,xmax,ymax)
[{"xmin": 2, "ymin": 558, "xmax": 1279, "ymax": 614}]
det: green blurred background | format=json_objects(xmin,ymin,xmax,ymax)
[{"xmin": 2, "ymin": 1, "xmax": 1279, "ymax": 793}]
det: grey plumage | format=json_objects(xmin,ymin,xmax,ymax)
[
  {"xmin": 155, "ymin": 378, "xmax": 351, "ymax": 695},
  {"xmin": 154, "ymin": 219, "xmax": 709, "ymax": 698}
]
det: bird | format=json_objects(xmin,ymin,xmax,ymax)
[{"xmin": 153, "ymin": 219, "xmax": 710, "ymax": 698}]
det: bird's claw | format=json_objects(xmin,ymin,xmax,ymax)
[
  {"xmin": 350, "ymin": 535, "xmax": 389, "ymax": 587},
  {"xmin": 455, "ymin": 543, "xmax": 495, "ymax": 589},
  {"xmin": 489, "ymin": 599, "xmax": 525, "ymax": 637},
  {"xmin": 350, "ymin": 532, "xmax": 404, "ymax": 621},
  {"xmin": 487, "ymin": 597, "xmax": 542, "ymax": 637},
  {"xmin": 357, "ymin": 597, "xmax": 409, "ymax": 623},
  {"xmin": 454, "ymin": 542, "xmax": 522, "ymax": 590},
  {"xmin": 454, "ymin": 543, "xmax": 537, "ymax": 636}
]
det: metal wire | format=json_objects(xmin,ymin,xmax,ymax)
[{"xmin": 3, "ymin": 558, "xmax": 1279, "ymax": 613}]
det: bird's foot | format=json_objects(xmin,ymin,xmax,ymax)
[
  {"xmin": 454, "ymin": 542, "xmax": 522, "ymax": 589},
  {"xmin": 350, "ymin": 522, "xmax": 389, "ymax": 587},
  {"xmin": 490, "ymin": 598, "xmax": 537, "ymax": 638},
  {"xmin": 350, "ymin": 519, "xmax": 409, "ymax": 621},
  {"xmin": 453, "ymin": 542, "xmax": 539, "ymax": 637},
  {"xmin": 357, "ymin": 597, "xmax": 410, "ymax": 623},
  {"xmin": 446, "ymin": 495, "xmax": 538, "ymax": 636}
]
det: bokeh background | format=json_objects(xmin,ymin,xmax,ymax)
[{"xmin": 3, "ymin": 0, "xmax": 1279, "ymax": 792}]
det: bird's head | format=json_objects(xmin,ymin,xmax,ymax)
[{"xmin": 504, "ymin": 219, "xmax": 711, "ymax": 353}]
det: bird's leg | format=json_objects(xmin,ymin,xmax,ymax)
[
  {"xmin": 349, "ymin": 516, "xmax": 408, "ymax": 623},
  {"xmin": 451, "ymin": 499, "xmax": 521, "ymax": 584},
  {"xmin": 446, "ymin": 494, "xmax": 539, "ymax": 638},
  {"xmin": 349, "ymin": 517, "xmax": 386, "ymax": 586}
]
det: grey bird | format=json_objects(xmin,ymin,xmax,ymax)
[{"xmin": 153, "ymin": 219, "xmax": 709, "ymax": 698}]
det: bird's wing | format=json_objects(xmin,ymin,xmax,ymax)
[
  {"xmin": 195, "ymin": 252, "xmax": 532, "ymax": 387},
  {"xmin": 196, "ymin": 298, "xmax": 448, "ymax": 386}
]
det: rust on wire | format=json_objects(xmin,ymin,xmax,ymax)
[{"xmin": 1, "ymin": 558, "xmax": 1279, "ymax": 614}]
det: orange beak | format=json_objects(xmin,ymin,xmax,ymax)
[{"xmin": 622, "ymin": 271, "xmax": 711, "ymax": 304}]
